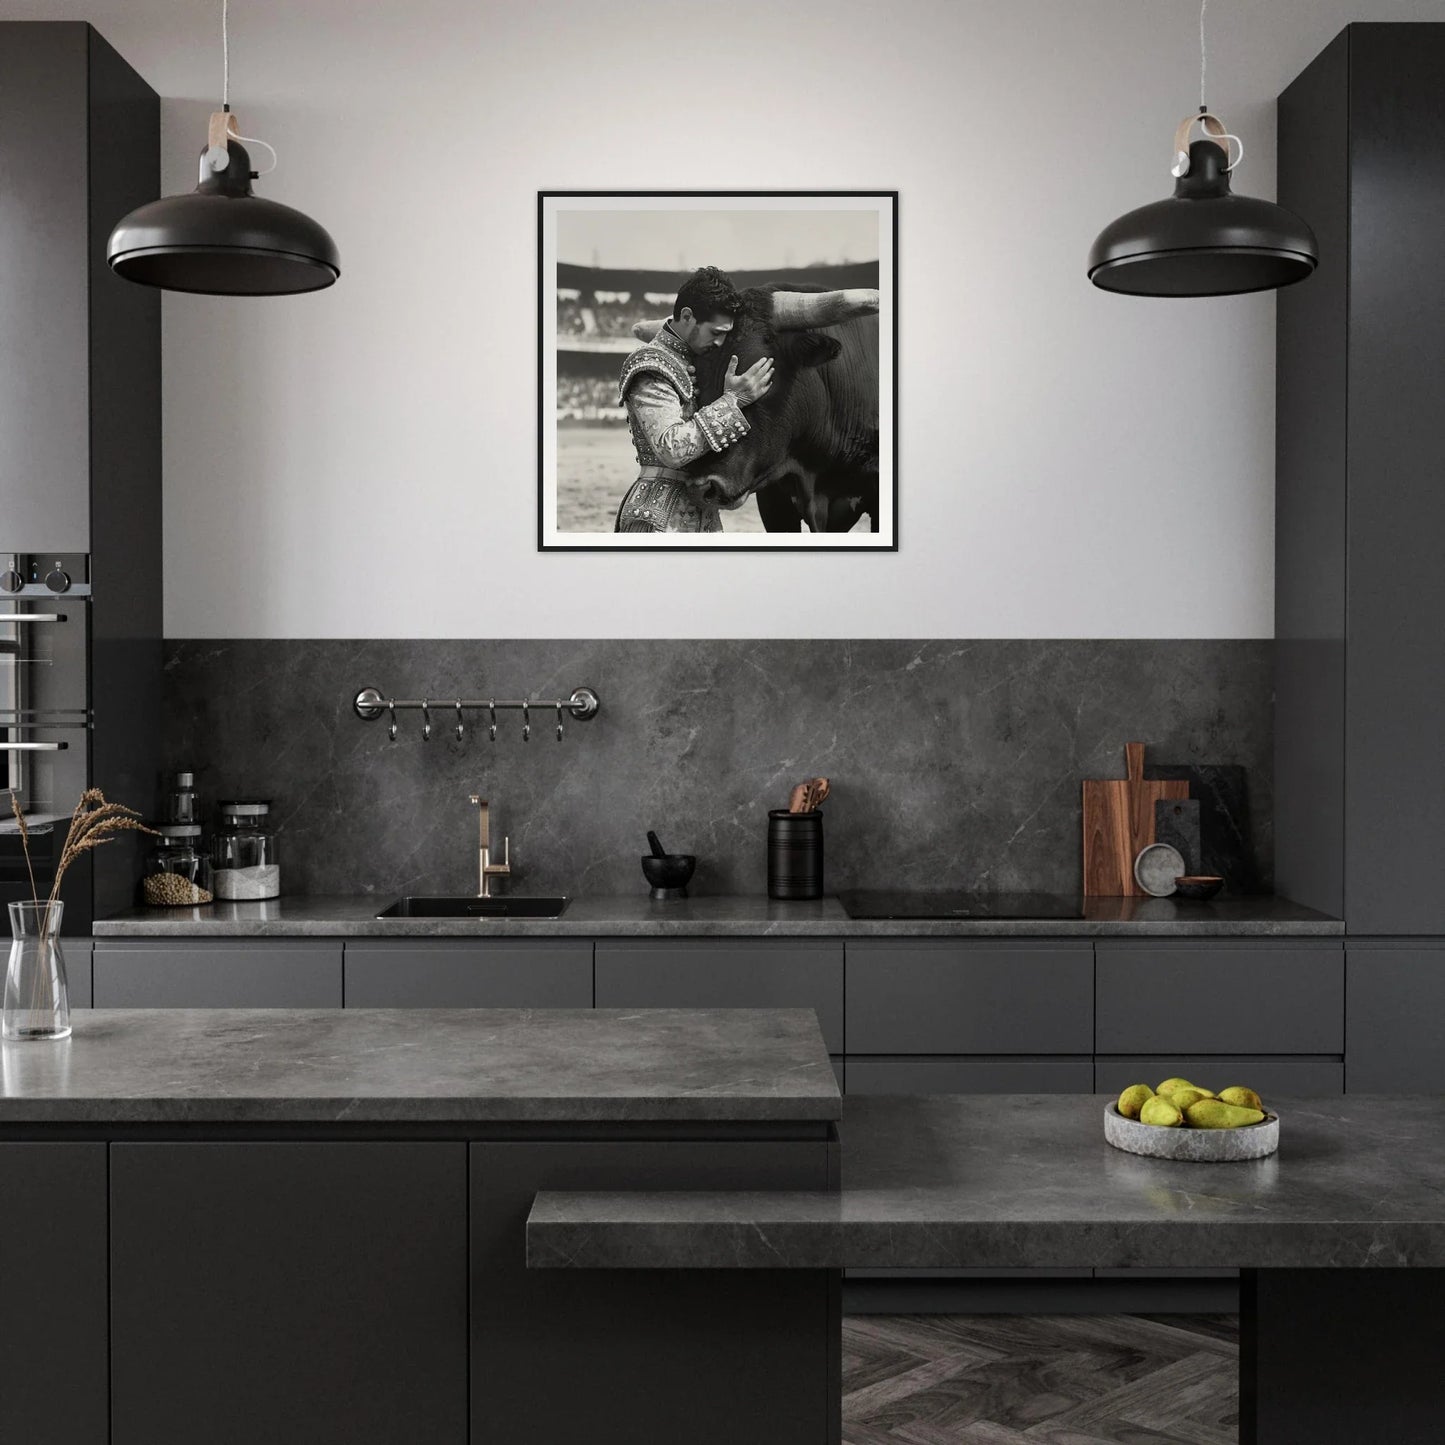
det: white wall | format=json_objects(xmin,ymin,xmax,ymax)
[{"xmin": 5, "ymin": 0, "xmax": 1443, "ymax": 638}]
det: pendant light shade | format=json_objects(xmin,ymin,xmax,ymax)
[
  {"xmin": 108, "ymin": 137, "xmax": 339, "ymax": 295},
  {"xmin": 1090, "ymin": 0, "xmax": 1317, "ymax": 299},
  {"xmin": 107, "ymin": 3, "xmax": 337, "ymax": 296},
  {"xmin": 1089, "ymin": 137, "xmax": 1317, "ymax": 297}
]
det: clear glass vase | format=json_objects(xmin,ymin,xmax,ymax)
[{"xmin": 5, "ymin": 901, "xmax": 71, "ymax": 1042}]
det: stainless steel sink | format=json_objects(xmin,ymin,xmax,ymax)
[{"xmin": 375, "ymin": 896, "xmax": 569, "ymax": 919}]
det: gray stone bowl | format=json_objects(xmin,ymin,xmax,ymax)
[{"xmin": 1104, "ymin": 1103, "xmax": 1280, "ymax": 1161}]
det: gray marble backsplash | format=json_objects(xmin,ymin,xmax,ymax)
[{"xmin": 160, "ymin": 641, "xmax": 1273, "ymax": 900}]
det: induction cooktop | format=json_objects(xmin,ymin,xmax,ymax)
[{"xmin": 837, "ymin": 891, "xmax": 1084, "ymax": 920}]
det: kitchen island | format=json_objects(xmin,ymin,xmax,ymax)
[
  {"xmin": 0, "ymin": 1007, "xmax": 841, "ymax": 1445},
  {"xmin": 533, "ymin": 1093, "xmax": 1445, "ymax": 1445}
]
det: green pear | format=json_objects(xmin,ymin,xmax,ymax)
[
  {"xmin": 1117, "ymin": 1084, "xmax": 1154, "ymax": 1119},
  {"xmin": 1218, "ymin": 1086, "xmax": 1264, "ymax": 1112},
  {"xmin": 1165, "ymin": 1086, "xmax": 1209, "ymax": 1110},
  {"xmin": 1156, "ymin": 1077, "xmax": 1196, "ymax": 1095},
  {"xmin": 1185, "ymin": 1099, "xmax": 1266, "ymax": 1129},
  {"xmin": 1140, "ymin": 1096, "xmax": 1185, "ymax": 1127}
]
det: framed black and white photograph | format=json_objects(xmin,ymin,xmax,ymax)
[{"xmin": 538, "ymin": 191, "xmax": 897, "ymax": 550}]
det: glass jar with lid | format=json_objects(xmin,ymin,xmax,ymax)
[
  {"xmin": 211, "ymin": 800, "xmax": 281, "ymax": 901},
  {"xmin": 142, "ymin": 825, "xmax": 214, "ymax": 907}
]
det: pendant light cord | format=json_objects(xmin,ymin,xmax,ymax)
[
  {"xmin": 206, "ymin": 1, "xmax": 278, "ymax": 175},
  {"xmin": 1199, "ymin": 0, "xmax": 1207, "ymax": 110}
]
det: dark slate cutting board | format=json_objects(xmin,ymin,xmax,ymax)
[
  {"xmin": 1154, "ymin": 797, "xmax": 1202, "ymax": 877},
  {"xmin": 1144, "ymin": 764, "xmax": 1261, "ymax": 894}
]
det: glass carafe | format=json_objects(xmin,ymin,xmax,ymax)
[{"xmin": 4, "ymin": 901, "xmax": 71, "ymax": 1041}]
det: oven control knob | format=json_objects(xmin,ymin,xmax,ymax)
[
  {"xmin": 0, "ymin": 569, "xmax": 21, "ymax": 594},
  {"xmin": 44, "ymin": 568, "xmax": 71, "ymax": 594}
]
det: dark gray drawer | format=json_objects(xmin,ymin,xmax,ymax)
[
  {"xmin": 845, "ymin": 941, "xmax": 1093, "ymax": 1055},
  {"xmin": 1346, "ymin": 944, "xmax": 1445, "ymax": 1092},
  {"xmin": 1094, "ymin": 1056, "xmax": 1344, "ymax": 1097},
  {"xmin": 594, "ymin": 941, "xmax": 843, "ymax": 1053},
  {"xmin": 1095, "ymin": 941, "xmax": 1343, "ymax": 1054},
  {"xmin": 93, "ymin": 941, "xmax": 343, "ymax": 1008},
  {"xmin": 845, "ymin": 1057, "xmax": 1094, "ymax": 1095},
  {"xmin": 344, "ymin": 940, "xmax": 592, "ymax": 1009}
]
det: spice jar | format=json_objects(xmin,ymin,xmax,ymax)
[
  {"xmin": 142, "ymin": 825, "xmax": 214, "ymax": 907},
  {"xmin": 212, "ymin": 800, "xmax": 281, "ymax": 901}
]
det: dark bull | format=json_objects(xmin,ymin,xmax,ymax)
[{"xmin": 689, "ymin": 285, "xmax": 881, "ymax": 533}]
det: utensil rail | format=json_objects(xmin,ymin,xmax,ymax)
[{"xmin": 352, "ymin": 685, "xmax": 600, "ymax": 742}]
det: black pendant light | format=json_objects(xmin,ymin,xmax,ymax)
[
  {"xmin": 1088, "ymin": 1, "xmax": 1316, "ymax": 297},
  {"xmin": 107, "ymin": 1, "xmax": 338, "ymax": 296}
]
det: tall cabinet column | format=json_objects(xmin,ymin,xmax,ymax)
[{"xmin": 1277, "ymin": 22, "xmax": 1445, "ymax": 1089}]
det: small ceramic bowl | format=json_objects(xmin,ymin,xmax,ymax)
[
  {"xmin": 641, "ymin": 854, "xmax": 695, "ymax": 900},
  {"xmin": 1134, "ymin": 843, "xmax": 1186, "ymax": 897},
  {"xmin": 1173, "ymin": 875, "xmax": 1225, "ymax": 901}
]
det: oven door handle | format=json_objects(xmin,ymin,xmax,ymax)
[
  {"xmin": 0, "ymin": 614, "xmax": 67, "ymax": 625},
  {"xmin": 0, "ymin": 741, "xmax": 68, "ymax": 751}
]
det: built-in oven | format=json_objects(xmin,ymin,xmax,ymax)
[{"xmin": 0, "ymin": 554, "xmax": 91, "ymax": 910}]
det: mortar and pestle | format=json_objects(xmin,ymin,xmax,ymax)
[{"xmin": 642, "ymin": 830, "xmax": 695, "ymax": 901}]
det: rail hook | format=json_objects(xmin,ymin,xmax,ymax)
[
  {"xmin": 488, "ymin": 701, "xmax": 497, "ymax": 743},
  {"xmin": 556, "ymin": 702, "xmax": 564, "ymax": 742},
  {"xmin": 521, "ymin": 702, "xmax": 531, "ymax": 744},
  {"xmin": 421, "ymin": 699, "xmax": 432, "ymax": 742},
  {"xmin": 455, "ymin": 700, "xmax": 465, "ymax": 741},
  {"xmin": 387, "ymin": 699, "xmax": 398, "ymax": 743}
]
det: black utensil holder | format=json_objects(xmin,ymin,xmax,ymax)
[{"xmin": 768, "ymin": 810, "xmax": 823, "ymax": 900}]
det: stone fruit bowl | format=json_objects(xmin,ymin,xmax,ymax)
[{"xmin": 1104, "ymin": 1103, "xmax": 1279, "ymax": 1161}]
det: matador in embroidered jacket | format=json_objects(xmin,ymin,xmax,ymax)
[{"xmin": 613, "ymin": 321, "xmax": 750, "ymax": 534}]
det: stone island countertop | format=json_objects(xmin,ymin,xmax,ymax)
[
  {"xmin": 527, "ymin": 1093, "xmax": 1445, "ymax": 1270},
  {"xmin": 0, "ymin": 1007, "xmax": 840, "ymax": 1125}
]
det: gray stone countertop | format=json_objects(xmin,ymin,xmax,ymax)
[
  {"xmin": 528, "ymin": 1093, "xmax": 1445, "ymax": 1270},
  {"xmin": 92, "ymin": 893, "xmax": 1343, "ymax": 938},
  {"xmin": 0, "ymin": 1008, "xmax": 840, "ymax": 1125}
]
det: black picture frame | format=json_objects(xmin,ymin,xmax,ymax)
[{"xmin": 538, "ymin": 190, "xmax": 899, "ymax": 552}]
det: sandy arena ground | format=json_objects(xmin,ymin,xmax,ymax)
[{"xmin": 554, "ymin": 424, "xmax": 766, "ymax": 534}]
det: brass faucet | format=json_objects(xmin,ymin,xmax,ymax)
[{"xmin": 467, "ymin": 795, "xmax": 511, "ymax": 897}]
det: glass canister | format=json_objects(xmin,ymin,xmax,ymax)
[
  {"xmin": 212, "ymin": 800, "xmax": 281, "ymax": 900},
  {"xmin": 142, "ymin": 824, "xmax": 214, "ymax": 907}
]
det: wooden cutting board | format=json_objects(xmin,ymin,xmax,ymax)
[{"xmin": 1083, "ymin": 743, "xmax": 1189, "ymax": 896}]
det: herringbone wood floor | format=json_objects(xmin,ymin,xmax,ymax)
[{"xmin": 842, "ymin": 1314, "xmax": 1239, "ymax": 1444}]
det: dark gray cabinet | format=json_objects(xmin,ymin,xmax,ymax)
[
  {"xmin": 0, "ymin": 23, "xmax": 161, "ymax": 928},
  {"xmin": 846, "ymin": 941, "xmax": 1093, "ymax": 1054},
  {"xmin": 1095, "ymin": 1056, "xmax": 1344, "ymax": 1097},
  {"xmin": 847, "ymin": 1058, "xmax": 1093, "ymax": 1094},
  {"xmin": 344, "ymin": 939, "xmax": 592, "ymax": 1007},
  {"xmin": 1346, "ymin": 945, "xmax": 1445, "ymax": 1092},
  {"xmin": 595, "ymin": 940, "xmax": 844, "ymax": 1052},
  {"xmin": 0, "ymin": 22, "xmax": 157, "ymax": 550},
  {"xmin": 110, "ymin": 1142, "xmax": 468, "ymax": 1445},
  {"xmin": 471, "ymin": 1139, "xmax": 833, "ymax": 1444},
  {"xmin": 1277, "ymin": 24, "xmax": 1445, "ymax": 935},
  {"xmin": 64, "ymin": 938, "xmax": 92, "ymax": 1008},
  {"xmin": 0, "ymin": 1144, "xmax": 107, "ymax": 1444},
  {"xmin": 93, "ymin": 940, "xmax": 343, "ymax": 1007},
  {"xmin": 1095, "ymin": 941, "xmax": 1343, "ymax": 1055},
  {"xmin": 0, "ymin": 23, "xmax": 92, "ymax": 548}
]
